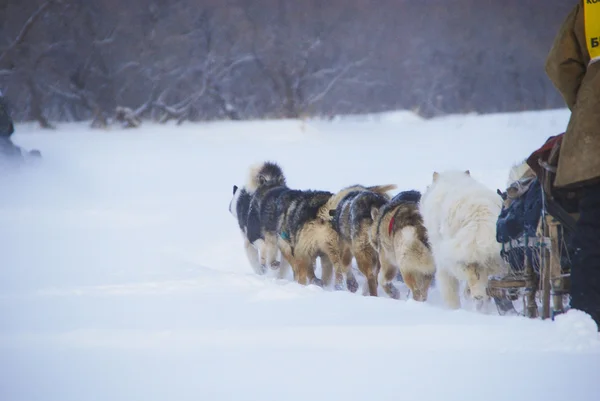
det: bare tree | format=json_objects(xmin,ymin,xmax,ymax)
[
  {"xmin": 0, "ymin": 0, "xmax": 67, "ymax": 128},
  {"xmin": 239, "ymin": 0, "xmax": 375, "ymax": 118},
  {"xmin": 0, "ymin": 1, "xmax": 58, "ymax": 66},
  {"xmin": 148, "ymin": 5, "xmax": 255, "ymax": 124},
  {"xmin": 0, "ymin": 0, "xmax": 575, "ymax": 126}
]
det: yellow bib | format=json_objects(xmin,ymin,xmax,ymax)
[{"xmin": 585, "ymin": 0, "xmax": 600, "ymax": 61}]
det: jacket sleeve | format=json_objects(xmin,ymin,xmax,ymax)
[{"xmin": 545, "ymin": 3, "xmax": 586, "ymax": 111}]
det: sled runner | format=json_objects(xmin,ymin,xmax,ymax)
[{"xmin": 489, "ymin": 134, "xmax": 577, "ymax": 319}]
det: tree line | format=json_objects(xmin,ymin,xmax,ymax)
[{"xmin": 0, "ymin": 0, "xmax": 574, "ymax": 128}]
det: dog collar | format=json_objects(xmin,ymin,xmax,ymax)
[{"xmin": 388, "ymin": 215, "xmax": 395, "ymax": 236}]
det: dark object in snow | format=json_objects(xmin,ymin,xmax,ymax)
[
  {"xmin": 0, "ymin": 92, "xmax": 15, "ymax": 138},
  {"xmin": 0, "ymin": 92, "xmax": 43, "ymax": 166}
]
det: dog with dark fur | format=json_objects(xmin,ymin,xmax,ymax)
[
  {"xmin": 229, "ymin": 161, "xmax": 288, "ymax": 275},
  {"xmin": 247, "ymin": 170, "xmax": 396, "ymax": 289},
  {"xmin": 331, "ymin": 186, "xmax": 396, "ymax": 295},
  {"xmin": 275, "ymin": 189, "xmax": 337, "ymax": 286}
]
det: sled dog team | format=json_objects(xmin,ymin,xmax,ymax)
[{"xmin": 229, "ymin": 161, "xmax": 507, "ymax": 311}]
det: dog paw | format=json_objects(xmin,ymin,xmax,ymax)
[
  {"xmin": 473, "ymin": 295, "xmax": 487, "ymax": 311},
  {"xmin": 270, "ymin": 260, "xmax": 281, "ymax": 270},
  {"xmin": 311, "ymin": 278, "xmax": 324, "ymax": 287},
  {"xmin": 334, "ymin": 283, "xmax": 344, "ymax": 291},
  {"xmin": 413, "ymin": 290, "xmax": 427, "ymax": 302},
  {"xmin": 384, "ymin": 283, "xmax": 400, "ymax": 300},
  {"xmin": 346, "ymin": 277, "xmax": 359, "ymax": 293}
]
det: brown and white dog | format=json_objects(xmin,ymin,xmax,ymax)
[{"xmin": 369, "ymin": 190, "xmax": 436, "ymax": 301}]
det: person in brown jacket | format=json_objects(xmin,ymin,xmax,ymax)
[{"xmin": 545, "ymin": 0, "xmax": 600, "ymax": 329}]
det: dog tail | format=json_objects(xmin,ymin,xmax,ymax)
[
  {"xmin": 367, "ymin": 184, "xmax": 397, "ymax": 195},
  {"xmin": 247, "ymin": 161, "xmax": 286, "ymax": 193},
  {"xmin": 397, "ymin": 225, "xmax": 416, "ymax": 245},
  {"xmin": 395, "ymin": 226, "xmax": 435, "ymax": 274}
]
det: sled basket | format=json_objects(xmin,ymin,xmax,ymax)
[{"xmin": 491, "ymin": 134, "xmax": 576, "ymax": 319}]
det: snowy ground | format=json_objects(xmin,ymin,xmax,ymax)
[{"xmin": 2, "ymin": 109, "xmax": 599, "ymax": 401}]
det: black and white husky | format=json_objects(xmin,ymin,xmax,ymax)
[{"xmin": 229, "ymin": 161, "xmax": 289, "ymax": 276}]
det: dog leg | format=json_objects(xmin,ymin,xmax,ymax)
[
  {"xmin": 466, "ymin": 263, "xmax": 490, "ymax": 312},
  {"xmin": 366, "ymin": 267, "xmax": 379, "ymax": 297},
  {"xmin": 360, "ymin": 257, "xmax": 381, "ymax": 296},
  {"xmin": 341, "ymin": 248, "xmax": 359, "ymax": 293},
  {"xmin": 333, "ymin": 246, "xmax": 353, "ymax": 291},
  {"xmin": 371, "ymin": 258, "xmax": 382, "ymax": 296},
  {"xmin": 292, "ymin": 252, "xmax": 322, "ymax": 287},
  {"xmin": 265, "ymin": 233, "xmax": 280, "ymax": 269},
  {"xmin": 257, "ymin": 239, "xmax": 268, "ymax": 270},
  {"xmin": 306, "ymin": 255, "xmax": 323, "ymax": 287},
  {"xmin": 437, "ymin": 269, "xmax": 461, "ymax": 309},
  {"xmin": 278, "ymin": 242, "xmax": 298, "ymax": 282},
  {"xmin": 417, "ymin": 273, "xmax": 434, "ymax": 302},
  {"xmin": 380, "ymin": 257, "xmax": 400, "ymax": 299},
  {"xmin": 402, "ymin": 270, "xmax": 421, "ymax": 301},
  {"xmin": 355, "ymin": 251, "xmax": 378, "ymax": 296},
  {"xmin": 245, "ymin": 238, "xmax": 266, "ymax": 275},
  {"xmin": 289, "ymin": 260, "xmax": 299, "ymax": 283},
  {"xmin": 346, "ymin": 271, "xmax": 359, "ymax": 293},
  {"xmin": 277, "ymin": 238, "xmax": 298, "ymax": 282},
  {"xmin": 296, "ymin": 256, "xmax": 312, "ymax": 286},
  {"xmin": 320, "ymin": 255, "xmax": 334, "ymax": 288}
]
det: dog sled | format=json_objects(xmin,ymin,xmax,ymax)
[{"xmin": 489, "ymin": 134, "xmax": 579, "ymax": 320}]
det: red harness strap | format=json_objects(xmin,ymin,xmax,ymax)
[
  {"xmin": 526, "ymin": 133, "xmax": 564, "ymax": 178},
  {"xmin": 388, "ymin": 215, "xmax": 395, "ymax": 236}
]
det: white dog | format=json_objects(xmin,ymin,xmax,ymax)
[{"xmin": 420, "ymin": 170, "xmax": 506, "ymax": 311}]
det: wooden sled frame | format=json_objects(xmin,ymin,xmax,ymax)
[
  {"xmin": 488, "ymin": 136, "xmax": 577, "ymax": 320},
  {"xmin": 488, "ymin": 211, "xmax": 572, "ymax": 319}
]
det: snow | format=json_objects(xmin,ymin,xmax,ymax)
[{"xmin": 2, "ymin": 108, "xmax": 599, "ymax": 401}]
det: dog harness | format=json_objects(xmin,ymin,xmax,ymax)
[
  {"xmin": 585, "ymin": 0, "xmax": 600, "ymax": 64},
  {"xmin": 279, "ymin": 231, "xmax": 294, "ymax": 256},
  {"xmin": 388, "ymin": 215, "xmax": 395, "ymax": 236}
]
